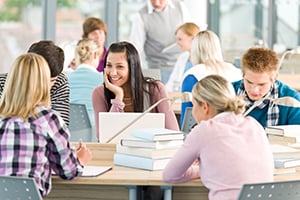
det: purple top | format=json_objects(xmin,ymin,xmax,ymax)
[
  {"xmin": 97, "ymin": 46, "xmax": 107, "ymax": 72},
  {"xmin": 0, "ymin": 105, "xmax": 83, "ymax": 196}
]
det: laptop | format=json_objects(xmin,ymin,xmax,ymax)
[{"xmin": 99, "ymin": 112, "xmax": 165, "ymax": 143}]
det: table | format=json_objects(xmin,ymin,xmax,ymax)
[{"xmin": 44, "ymin": 143, "xmax": 300, "ymax": 200}]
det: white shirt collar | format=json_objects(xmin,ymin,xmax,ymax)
[{"xmin": 147, "ymin": 0, "xmax": 175, "ymax": 14}]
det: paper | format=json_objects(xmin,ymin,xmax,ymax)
[{"xmin": 81, "ymin": 166, "xmax": 112, "ymax": 177}]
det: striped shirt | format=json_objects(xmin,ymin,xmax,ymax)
[
  {"xmin": 0, "ymin": 105, "xmax": 83, "ymax": 196},
  {"xmin": 0, "ymin": 72, "xmax": 70, "ymax": 126}
]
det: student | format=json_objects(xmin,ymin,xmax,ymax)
[
  {"xmin": 163, "ymin": 74, "xmax": 274, "ymax": 200},
  {"xmin": 233, "ymin": 46, "xmax": 300, "ymax": 127},
  {"xmin": 68, "ymin": 38, "xmax": 103, "ymax": 126},
  {"xmin": 0, "ymin": 40, "xmax": 70, "ymax": 126},
  {"xmin": 165, "ymin": 22, "xmax": 200, "ymax": 92},
  {"xmin": 0, "ymin": 53, "xmax": 92, "ymax": 197},
  {"xmin": 129, "ymin": 0, "xmax": 192, "ymax": 83},
  {"xmin": 82, "ymin": 17, "xmax": 107, "ymax": 73},
  {"xmin": 92, "ymin": 41, "xmax": 179, "ymax": 200},
  {"xmin": 180, "ymin": 30, "xmax": 241, "ymax": 126},
  {"xmin": 92, "ymin": 41, "xmax": 179, "ymax": 140}
]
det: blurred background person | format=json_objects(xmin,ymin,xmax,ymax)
[
  {"xmin": 129, "ymin": 0, "xmax": 193, "ymax": 84},
  {"xmin": 165, "ymin": 22, "xmax": 200, "ymax": 92},
  {"xmin": 180, "ymin": 30, "xmax": 241, "ymax": 126},
  {"xmin": 68, "ymin": 38, "xmax": 103, "ymax": 127},
  {"xmin": 82, "ymin": 17, "xmax": 107, "ymax": 73}
]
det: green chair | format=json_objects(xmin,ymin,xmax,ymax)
[
  {"xmin": 69, "ymin": 103, "xmax": 96, "ymax": 142},
  {"xmin": 0, "ymin": 175, "xmax": 42, "ymax": 200},
  {"xmin": 237, "ymin": 180, "xmax": 300, "ymax": 200}
]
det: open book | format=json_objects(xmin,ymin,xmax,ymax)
[
  {"xmin": 81, "ymin": 166, "xmax": 112, "ymax": 177},
  {"xmin": 52, "ymin": 166, "xmax": 112, "ymax": 177}
]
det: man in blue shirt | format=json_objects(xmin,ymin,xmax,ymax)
[{"xmin": 232, "ymin": 46, "xmax": 300, "ymax": 127}]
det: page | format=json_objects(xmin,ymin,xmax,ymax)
[{"xmin": 82, "ymin": 166, "xmax": 112, "ymax": 177}]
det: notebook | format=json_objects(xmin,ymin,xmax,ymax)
[{"xmin": 99, "ymin": 112, "xmax": 165, "ymax": 143}]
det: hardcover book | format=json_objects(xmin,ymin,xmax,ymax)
[
  {"xmin": 273, "ymin": 167, "xmax": 296, "ymax": 175},
  {"xmin": 130, "ymin": 128, "xmax": 185, "ymax": 141},
  {"xmin": 268, "ymin": 134, "xmax": 300, "ymax": 145},
  {"xmin": 270, "ymin": 144, "xmax": 300, "ymax": 159},
  {"xmin": 265, "ymin": 125, "xmax": 300, "ymax": 136},
  {"xmin": 116, "ymin": 144, "xmax": 178, "ymax": 159},
  {"xmin": 274, "ymin": 158, "xmax": 300, "ymax": 168},
  {"xmin": 113, "ymin": 153, "xmax": 170, "ymax": 171},
  {"xmin": 120, "ymin": 138, "xmax": 183, "ymax": 149}
]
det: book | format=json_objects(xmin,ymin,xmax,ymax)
[
  {"xmin": 265, "ymin": 125, "xmax": 300, "ymax": 136},
  {"xmin": 130, "ymin": 128, "xmax": 185, "ymax": 141},
  {"xmin": 120, "ymin": 138, "xmax": 183, "ymax": 149},
  {"xmin": 273, "ymin": 167, "xmax": 297, "ymax": 175},
  {"xmin": 268, "ymin": 134, "xmax": 300, "ymax": 145},
  {"xmin": 52, "ymin": 166, "xmax": 112, "ymax": 177},
  {"xmin": 81, "ymin": 166, "xmax": 112, "ymax": 177},
  {"xmin": 274, "ymin": 158, "xmax": 300, "ymax": 168},
  {"xmin": 114, "ymin": 153, "xmax": 170, "ymax": 170},
  {"xmin": 270, "ymin": 144, "xmax": 300, "ymax": 159},
  {"xmin": 116, "ymin": 144, "xmax": 178, "ymax": 159}
]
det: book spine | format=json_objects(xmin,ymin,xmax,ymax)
[{"xmin": 114, "ymin": 153, "xmax": 164, "ymax": 170}]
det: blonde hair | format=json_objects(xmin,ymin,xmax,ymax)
[
  {"xmin": 175, "ymin": 22, "xmax": 200, "ymax": 37},
  {"xmin": 0, "ymin": 53, "xmax": 51, "ymax": 120},
  {"xmin": 75, "ymin": 38, "xmax": 98, "ymax": 64},
  {"xmin": 192, "ymin": 74, "xmax": 245, "ymax": 115},
  {"xmin": 190, "ymin": 30, "xmax": 225, "ymax": 73}
]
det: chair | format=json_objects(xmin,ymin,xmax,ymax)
[
  {"xmin": 237, "ymin": 180, "xmax": 300, "ymax": 200},
  {"xmin": 69, "ymin": 103, "xmax": 96, "ymax": 142},
  {"xmin": 0, "ymin": 175, "xmax": 43, "ymax": 200},
  {"xmin": 181, "ymin": 107, "xmax": 196, "ymax": 134}
]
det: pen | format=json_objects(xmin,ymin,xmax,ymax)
[{"xmin": 77, "ymin": 139, "xmax": 82, "ymax": 150}]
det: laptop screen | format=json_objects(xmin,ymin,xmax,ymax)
[{"xmin": 98, "ymin": 112, "xmax": 165, "ymax": 143}]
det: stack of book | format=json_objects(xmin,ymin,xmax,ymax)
[
  {"xmin": 113, "ymin": 128, "xmax": 185, "ymax": 170},
  {"xmin": 266, "ymin": 125, "xmax": 300, "ymax": 175},
  {"xmin": 266, "ymin": 125, "xmax": 300, "ymax": 146},
  {"xmin": 270, "ymin": 143, "xmax": 300, "ymax": 175}
]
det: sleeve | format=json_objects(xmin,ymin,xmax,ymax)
[
  {"xmin": 165, "ymin": 52, "xmax": 188, "ymax": 92},
  {"xmin": 129, "ymin": 12, "xmax": 146, "ymax": 56},
  {"xmin": 163, "ymin": 129, "xmax": 200, "ymax": 183},
  {"xmin": 0, "ymin": 73, "xmax": 8, "ymax": 98},
  {"xmin": 50, "ymin": 73, "xmax": 70, "ymax": 126},
  {"xmin": 180, "ymin": 75, "xmax": 198, "ymax": 126},
  {"xmin": 152, "ymin": 82, "xmax": 180, "ymax": 131},
  {"xmin": 92, "ymin": 85, "xmax": 125, "ymax": 140},
  {"xmin": 46, "ymin": 112, "xmax": 83, "ymax": 180},
  {"xmin": 285, "ymin": 91, "xmax": 300, "ymax": 125}
]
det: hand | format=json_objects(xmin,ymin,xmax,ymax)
[
  {"xmin": 104, "ymin": 69, "xmax": 124, "ymax": 100},
  {"xmin": 76, "ymin": 142, "xmax": 92, "ymax": 166}
]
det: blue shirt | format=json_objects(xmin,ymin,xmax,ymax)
[
  {"xmin": 67, "ymin": 65, "xmax": 103, "ymax": 126},
  {"xmin": 232, "ymin": 80, "xmax": 300, "ymax": 127}
]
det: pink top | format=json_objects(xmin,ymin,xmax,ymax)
[
  {"xmin": 92, "ymin": 81, "xmax": 179, "ymax": 139},
  {"xmin": 163, "ymin": 112, "xmax": 274, "ymax": 200}
]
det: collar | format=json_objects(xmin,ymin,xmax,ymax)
[{"xmin": 147, "ymin": 0, "xmax": 175, "ymax": 14}]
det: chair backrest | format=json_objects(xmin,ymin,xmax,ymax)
[
  {"xmin": 181, "ymin": 107, "xmax": 196, "ymax": 134},
  {"xmin": 69, "ymin": 103, "xmax": 96, "ymax": 142},
  {"xmin": 0, "ymin": 175, "xmax": 43, "ymax": 200},
  {"xmin": 237, "ymin": 180, "xmax": 300, "ymax": 200}
]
